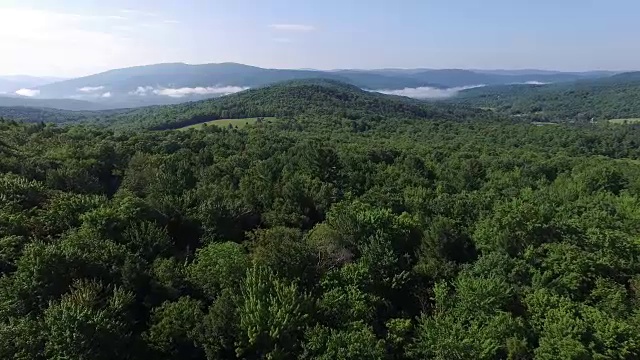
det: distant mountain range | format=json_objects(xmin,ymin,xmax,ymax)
[
  {"xmin": 0, "ymin": 96, "xmax": 105, "ymax": 111},
  {"xmin": 0, "ymin": 63, "xmax": 622, "ymax": 110},
  {"xmin": 470, "ymin": 69, "xmax": 618, "ymax": 77}
]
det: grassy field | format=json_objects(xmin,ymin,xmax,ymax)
[
  {"xmin": 608, "ymin": 118, "xmax": 640, "ymax": 124},
  {"xmin": 178, "ymin": 117, "xmax": 275, "ymax": 130}
]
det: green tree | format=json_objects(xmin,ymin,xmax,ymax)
[
  {"xmin": 236, "ymin": 266, "xmax": 311, "ymax": 359},
  {"xmin": 188, "ymin": 241, "xmax": 249, "ymax": 300},
  {"xmin": 302, "ymin": 321, "xmax": 386, "ymax": 360},
  {"xmin": 144, "ymin": 297, "xmax": 206, "ymax": 359},
  {"xmin": 43, "ymin": 280, "xmax": 134, "ymax": 360}
]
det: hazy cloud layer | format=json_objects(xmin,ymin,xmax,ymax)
[
  {"xmin": 269, "ymin": 24, "xmax": 315, "ymax": 32},
  {"xmin": 129, "ymin": 85, "xmax": 248, "ymax": 98},
  {"xmin": 153, "ymin": 86, "xmax": 249, "ymax": 98},
  {"xmin": 374, "ymin": 85, "xmax": 485, "ymax": 99},
  {"xmin": 129, "ymin": 86, "xmax": 155, "ymax": 96},
  {"xmin": 78, "ymin": 86, "xmax": 105, "ymax": 92},
  {"xmin": 15, "ymin": 88, "xmax": 40, "ymax": 97}
]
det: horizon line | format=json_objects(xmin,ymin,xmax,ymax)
[{"xmin": 2, "ymin": 62, "xmax": 634, "ymax": 79}]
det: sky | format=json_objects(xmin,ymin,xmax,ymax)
[{"xmin": 1, "ymin": 0, "xmax": 639, "ymax": 77}]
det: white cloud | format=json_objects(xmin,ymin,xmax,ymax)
[
  {"xmin": 524, "ymin": 81, "xmax": 548, "ymax": 85},
  {"xmin": 129, "ymin": 86, "xmax": 155, "ymax": 96},
  {"xmin": 15, "ymin": 88, "xmax": 40, "ymax": 97},
  {"xmin": 164, "ymin": 20, "xmax": 180, "ymax": 24},
  {"xmin": 269, "ymin": 24, "xmax": 315, "ymax": 32},
  {"xmin": 374, "ymin": 85, "xmax": 485, "ymax": 99},
  {"xmin": 153, "ymin": 86, "xmax": 249, "ymax": 98},
  {"xmin": 101, "ymin": 92, "xmax": 112, "ymax": 98},
  {"xmin": 273, "ymin": 37, "xmax": 293, "ymax": 43},
  {"xmin": 107, "ymin": 15, "xmax": 128, "ymax": 21},
  {"xmin": 78, "ymin": 86, "xmax": 105, "ymax": 92},
  {"xmin": 128, "ymin": 85, "xmax": 248, "ymax": 98}
]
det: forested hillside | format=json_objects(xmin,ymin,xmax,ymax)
[
  {"xmin": 0, "ymin": 106, "xmax": 129, "ymax": 125},
  {"xmin": 103, "ymin": 79, "xmax": 493, "ymax": 129},
  {"xmin": 453, "ymin": 72, "xmax": 640, "ymax": 122},
  {"xmin": 0, "ymin": 80, "xmax": 491, "ymax": 128},
  {"xmin": 2, "ymin": 105, "xmax": 640, "ymax": 359},
  {"xmin": 9, "ymin": 74, "xmax": 640, "ymax": 128}
]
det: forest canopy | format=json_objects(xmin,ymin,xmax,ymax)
[{"xmin": 2, "ymin": 79, "xmax": 640, "ymax": 359}]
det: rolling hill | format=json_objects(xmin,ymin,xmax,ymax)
[
  {"xmin": 341, "ymin": 69, "xmax": 614, "ymax": 88},
  {"xmin": 100, "ymin": 79, "xmax": 491, "ymax": 129},
  {"xmin": 406, "ymin": 69, "xmax": 598, "ymax": 87},
  {"xmin": 9, "ymin": 71, "xmax": 639, "ymax": 128},
  {"xmin": 0, "ymin": 79, "xmax": 491, "ymax": 128},
  {"xmin": 0, "ymin": 96, "xmax": 108, "ymax": 111},
  {"xmin": 450, "ymin": 72, "xmax": 640, "ymax": 122},
  {"xmin": 0, "ymin": 106, "xmax": 128, "ymax": 124}
]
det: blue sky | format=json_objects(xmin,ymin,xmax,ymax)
[{"xmin": 1, "ymin": 0, "xmax": 639, "ymax": 76}]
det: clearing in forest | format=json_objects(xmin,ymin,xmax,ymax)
[{"xmin": 178, "ymin": 117, "xmax": 276, "ymax": 130}]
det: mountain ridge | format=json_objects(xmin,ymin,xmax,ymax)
[
  {"xmin": 14, "ymin": 63, "xmax": 615, "ymax": 109},
  {"xmin": 0, "ymin": 76, "xmax": 65, "ymax": 93}
]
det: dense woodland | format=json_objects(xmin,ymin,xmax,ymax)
[
  {"xmin": 0, "ymin": 106, "xmax": 129, "ymax": 125},
  {"xmin": 5, "ymin": 74, "xmax": 640, "ymax": 128},
  {"xmin": 0, "ymin": 80, "xmax": 490, "ymax": 128},
  {"xmin": 104, "ymin": 80, "xmax": 497, "ymax": 130},
  {"xmin": 453, "ymin": 73, "xmax": 640, "ymax": 122},
  {"xmin": 2, "ymin": 80, "xmax": 640, "ymax": 359}
]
